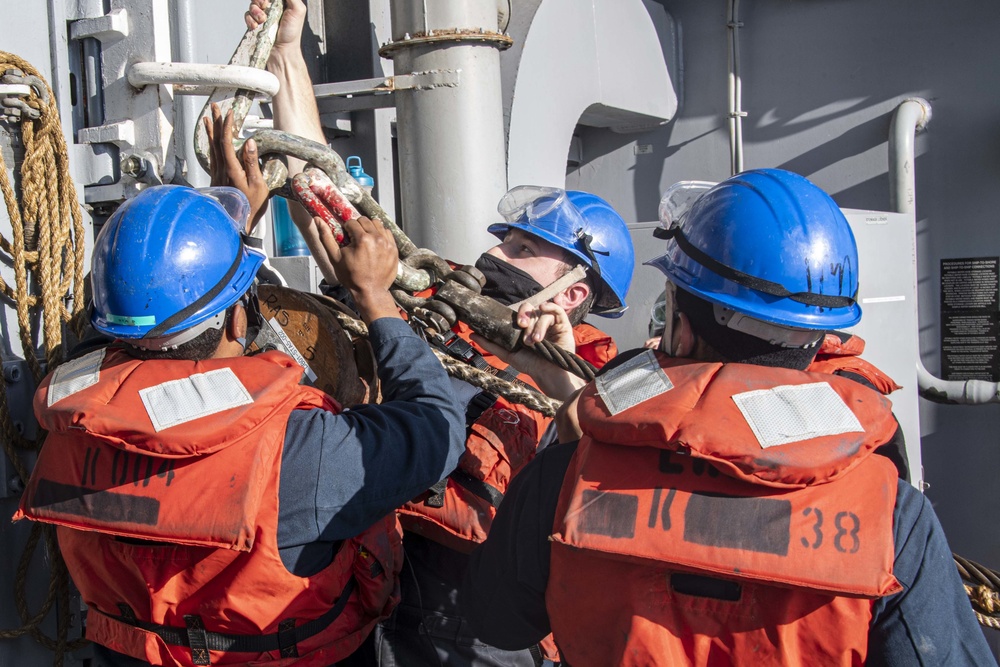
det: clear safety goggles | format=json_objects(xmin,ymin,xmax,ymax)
[
  {"xmin": 198, "ymin": 186, "xmax": 252, "ymax": 234},
  {"xmin": 497, "ymin": 185, "xmax": 607, "ymax": 280},
  {"xmin": 657, "ymin": 180, "xmax": 716, "ymax": 229},
  {"xmin": 649, "ymin": 289, "xmax": 668, "ymax": 337},
  {"xmin": 497, "ymin": 186, "xmax": 588, "ymax": 244}
]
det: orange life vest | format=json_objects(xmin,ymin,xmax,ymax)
[
  {"xmin": 808, "ymin": 333, "xmax": 901, "ymax": 395},
  {"xmin": 547, "ymin": 351, "xmax": 902, "ymax": 667},
  {"xmin": 16, "ymin": 347, "xmax": 403, "ymax": 666},
  {"xmin": 397, "ymin": 321, "xmax": 615, "ymax": 553}
]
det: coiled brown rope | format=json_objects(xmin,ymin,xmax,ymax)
[
  {"xmin": 955, "ymin": 553, "xmax": 1000, "ymax": 630},
  {"xmin": 327, "ymin": 308, "xmax": 561, "ymax": 417},
  {"xmin": 0, "ymin": 52, "xmax": 89, "ymax": 666}
]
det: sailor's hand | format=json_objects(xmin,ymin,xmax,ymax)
[
  {"xmin": 472, "ymin": 302, "xmax": 584, "ymax": 401},
  {"xmin": 246, "ymin": 0, "xmax": 307, "ymax": 57},
  {"xmin": 514, "ymin": 302, "xmax": 576, "ymax": 354},
  {"xmin": 205, "ymin": 103, "xmax": 269, "ymax": 233},
  {"xmin": 316, "ymin": 216, "xmax": 400, "ymax": 322}
]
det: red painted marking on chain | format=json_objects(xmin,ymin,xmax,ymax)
[
  {"xmin": 304, "ymin": 167, "xmax": 360, "ymax": 223},
  {"xmin": 291, "ymin": 172, "xmax": 346, "ymax": 245}
]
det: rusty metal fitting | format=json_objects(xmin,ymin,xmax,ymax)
[
  {"xmin": 379, "ymin": 28, "xmax": 514, "ymax": 58},
  {"xmin": 413, "ymin": 307, "xmax": 453, "ymax": 335},
  {"xmin": 120, "ymin": 154, "xmax": 149, "ymax": 178},
  {"xmin": 433, "ymin": 280, "xmax": 521, "ymax": 351}
]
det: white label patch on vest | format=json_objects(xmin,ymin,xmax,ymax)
[
  {"xmin": 595, "ymin": 349, "xmax": 674, "ymax": 415},
  {"xmin": 732, "ymin": 382, "xmax": 864, "ymax": 448},
  {"xmin": 47, "ymin": 348, "xmax": 106, "ymax": 406},
  {"xmin": 139, "ymin": 368, "xmax": 254, "ymax": 432}
]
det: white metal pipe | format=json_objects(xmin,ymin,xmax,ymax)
[
  {"xmin": 127, "ymin": 62, "xmax": 279, "ymax": 97},
  {"xmin": 889, "ymin": 98, "xmax": 1000, "ymax": 404},
  {"xmin": 917, "ymin": 363, "xmax": 1000, "ymax": 405},
  {"xmin": 727, "ymin": 0, "xmax": 745, "ymax": 176},
  {"xmin": 889, "ymin": 98, "xmax": 931, "ymax": 214}
]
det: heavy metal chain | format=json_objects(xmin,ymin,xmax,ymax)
[{"xmin": 326, "ymin": 307, "xmax": 561, "ymax": 417}]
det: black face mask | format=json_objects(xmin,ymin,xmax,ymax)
[
  {"xmin": 240, "ymin": 285, "xmax": 264, "ymax": 351},
  {"xmin": 474, "ymin": 253, "xmax": 545, "ymax": 306}
]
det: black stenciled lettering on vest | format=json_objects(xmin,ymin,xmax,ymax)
[
  {"xmin": 834, "ymin": 511, "xmax": 861, "ymax": 553},
  {"xmin": 802, "ymin": 506, "xmax": 824, "ymax": 549},
  {"xmin": 32, "ymin": 479, "xmax": 160, "ymax": 525},
  {"xmin": 683, "ymin": 491, "xmax": 791, "ymax": 556},
  {"xmin": 155, "ymin": 459, "xmax": 176, "ymax": 486},
  {"xmin": 132, "ymin": 453, "xmax": 144, "ymax": 487},
  {"xmin": 690, "ymin": 458, "xmax": 720, "ymax": 477},
  {"xmin": 648, "ymin": 488, "xmax": 662, "ymax": 528},
  {"xmin": 112, "ymin": 449, "xmax": 129, "ymax": 486},
  {"xmin": 658, "ymin": 451, "xmax": 685, "ymax": 474},
  {"xmin": 89, "ymin": 448, "xmax": 176, "ymax": 489},
  {"xmin": 143, "ymin": 456, "xmax": 155, "ymax": 487},
  {"xmin": 648, "ymin": 487, "xmax": 678, "ymax": 531},
  {"xmin": 578, "ymin": 490, "xmax": 638, "ymax": 539}
]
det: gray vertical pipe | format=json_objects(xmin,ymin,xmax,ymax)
[
  {"xmin": 175, "ymin": 0, "xmax": 207, "ymax": 187},
  {"xmin": 386, "ymin": 0, "xmax": 508, "ymax": 260}
]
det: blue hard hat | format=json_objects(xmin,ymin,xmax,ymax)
[
  {"xmin": 646, "ymin": 169, "xmax": 861, "ymax": 330},
  {"xmin": 488, "ymin": 186, "xmax": 634, "ymax": 317},
  {"xmin": 91, "ymin": 185, "xmax": 265, "ymax": 345}
]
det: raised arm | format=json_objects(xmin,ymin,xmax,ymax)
[{"xmin": 247, "ymin": 0, "xmax": 339, "ymax": 284}]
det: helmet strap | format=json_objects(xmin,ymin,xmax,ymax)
[
  {"xmin": 144, "ymin": 248, "xmax": 244, "ymax": 339},
  {"xmin": 240, "ymin": 284, "xmax": 264, "ymax": 351},
  {"xmin": 713, "ymin": 304, "xmax": 822, "ymax": 349},
  {"xmin": 655, "ymin": 225, "xmax": 857, "ymax": 309},
  {"xmin": 124, "ymin": 310, "xmax": 226, "ymax": 351},
  {"xmin": 576, "ymin": 231, "xmax": 606, "ymax": 279},
  {"xmin": 657, "ymin": 282, "xmax": 679, "ymax": 356},
  {"xmin": 508, "ymin": 264, "xmax": 588, "ymax": 312}
]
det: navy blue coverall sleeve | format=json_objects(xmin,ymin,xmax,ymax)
[{"xmin": 278, "ymin": 317, "xmax": 466, "ymax": 569}]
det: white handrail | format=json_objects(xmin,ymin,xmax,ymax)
[{"xmin": 127, "ymin": 62, "xmax": 279, "ymax": 97}]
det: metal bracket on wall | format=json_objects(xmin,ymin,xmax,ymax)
[
  {"xmin": 0, "ymin": 359, "xmax": 39, "ymax": 500},
  {"xmin": 314, "ymin": 69, "xmax": 460, "ymax": 114},
  {"xmin": 69, "ymin": 2, "xmax": 177, "ymax": 205}
]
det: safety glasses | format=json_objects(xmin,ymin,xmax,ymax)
[
  {"xmin": 497, "ymin": 185, "xmax": 587, "ymax": 243},
  {"xmin": 198, "ymin": 186, "xmax": 252, "ymax": 234},
  {"xmin": 657, "ymin": 181, "xmax": 716, "ymax": 229}
]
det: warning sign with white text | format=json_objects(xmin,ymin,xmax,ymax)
[{"xmin": 941, "ymin": 257, "xmax": 1000, "ymax": 381}]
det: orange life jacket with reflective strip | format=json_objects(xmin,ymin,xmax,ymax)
[
  {"xmin": 397, "ymin": 321, "xmax": 615, "ymax": 553},
  {"xmin": 808, "ymin": 333, "xmax": 902, "ymax": 395},
  {"xmin": 17, "ymin": 347, "xmax": 402, "ymax": 667},
  {"xmin": 547, "ymin": 352, "xmax": 902, "ymax": 667}
]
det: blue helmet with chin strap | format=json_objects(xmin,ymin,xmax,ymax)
[
  {"xmin": 487, "ymin": 186, "xmax": 635, "ymax": 318},
  {"xmin": 91, "ymin": 185, "xmax": 265, "ymax": 349},
  {"xmin": 646, "ymin": 169, "xmax": 861, "ymax": 339}
]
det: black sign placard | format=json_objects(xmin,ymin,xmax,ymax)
[{"xmin": 941, "ymin": 257, "xmax": 1000, "ymax": 381}]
